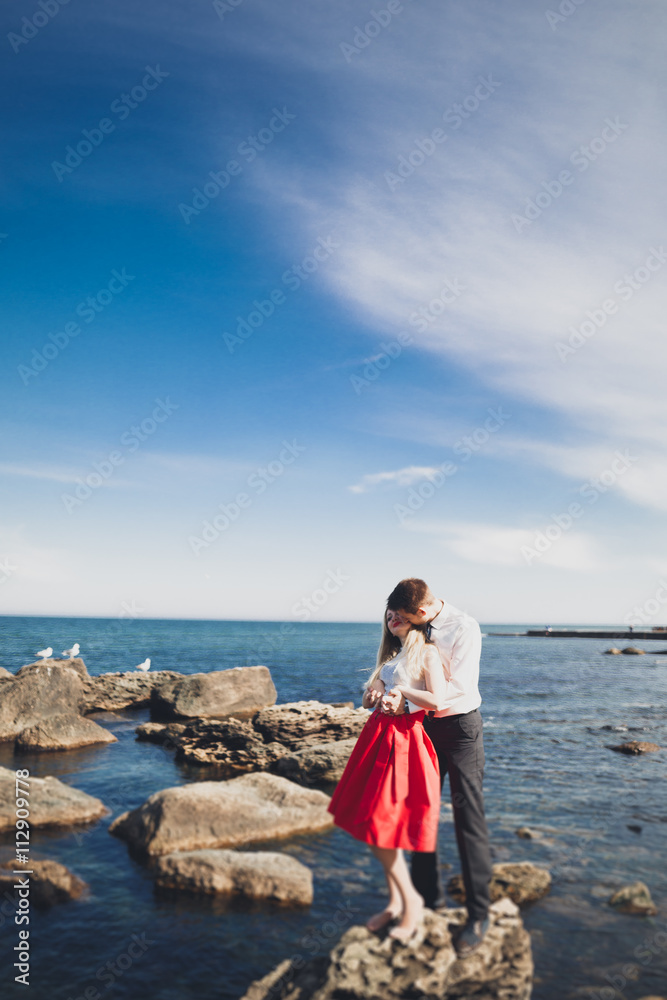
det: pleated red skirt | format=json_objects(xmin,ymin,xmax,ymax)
[{"xmin": 328, "ymin": 708, "xmax": 440, "ymax": 851}]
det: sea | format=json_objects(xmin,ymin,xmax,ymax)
[{"xmin": 0, "ymin": 617, "xmax": 666, "ymax": 1000}]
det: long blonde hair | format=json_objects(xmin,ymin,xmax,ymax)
[{"xmin": 366, "ymin": 608, "xmax": 430, "ymax": 689}]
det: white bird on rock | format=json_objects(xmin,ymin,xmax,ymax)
[
  {"xmin": 135, "ymin": 658, "xmax": 151, "ymax": 672},
  {"xmin": 62, "ymin": 643, "xmax": 80, "ymax": 658},
  {"xmin": 36, "ymin": 647, "xmax": 53, "ymax": 660}
]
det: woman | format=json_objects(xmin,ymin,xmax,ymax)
[{"xmin": 328, "ymin": 607, "xmax": 447, "ymax": 940}]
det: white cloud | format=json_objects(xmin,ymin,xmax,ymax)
[
  {"xmin": 404, "ymin": 519, "xmax": 604, "ymax": 572},
  {"xmin": 348, "ymin": 465, "xmax": 445, "ymax": 493}
]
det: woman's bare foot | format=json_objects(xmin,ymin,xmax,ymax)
[
  {"xmin": 366, "ymin": 906, "xmax": 401, "ymax": 932},
  {"xmin": 388, "ymin": 896, "xmax": 423, "ymax": 942}
]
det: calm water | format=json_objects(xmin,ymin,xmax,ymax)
[{"xmin": 0, "ymin": 617, "xmax": 666, "ymax": 1000}]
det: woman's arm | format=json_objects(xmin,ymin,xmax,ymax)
[
  {"xmin": 394, "ymin": 646, "xmax": 447, "ymax": 712},
  {"xmin": 362, "ymin": 677, "xmax": 385, "ymax": 709}
]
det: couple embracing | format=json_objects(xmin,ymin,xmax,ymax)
[{"xmin": 328, "ymin": 578, "xmax": 493, "ymax": 956}]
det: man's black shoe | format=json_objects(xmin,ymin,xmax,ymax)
[{"xmin": 455, "ymin": 916, "xmax": 490, "ymax": 956}]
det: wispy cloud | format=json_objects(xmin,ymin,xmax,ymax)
[{"xmin": 348, "ymin": 465, "xmax": 444, "ymax": 494}]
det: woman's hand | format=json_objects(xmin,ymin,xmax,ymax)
[
  {"xmin": 381, "ymin": 687, "xmax": 404, "ymax": 715},
  {"xmin": 363, "ymin": 686, "xmax": 382, "ymax": 709}
]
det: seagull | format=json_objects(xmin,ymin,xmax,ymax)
[
  {"xmin": 36, "ymin": 647, "xmax": 53, "ymax": 660},
  {"xmin": 62, "ymin": 643, "xmax": 80, "ymax": 658},
  {"xmin": 135, "ymin": 658, "xmax": 151, "ymax": 672}
]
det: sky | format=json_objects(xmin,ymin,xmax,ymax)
[{"xmin": 1, "ymin": 0, "xmax": 666, "ymax": 624}]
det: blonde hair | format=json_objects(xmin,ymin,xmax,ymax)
[{"xmin": 366, "ymin": 608, "xmax": 429, "ymax": 690}]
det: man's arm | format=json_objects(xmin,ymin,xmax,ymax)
[{"xmin": 435, "ymin": 620, "xmax": 481, "ymax": 709}]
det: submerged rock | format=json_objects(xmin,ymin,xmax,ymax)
[
  {"xmin": 604, "ymin": 648, "xmax": 622, "ymax": 655},
  {"xmin": 0, "ymin": 766, "xmax": 108, "ymax": 831},
  {"xmin": 239, "ymin": 897, "xmax": 533, "ymax": 1000},
  {"xmin": 608, "ymin": 881, "xmax": 658, "ymax": 915},
  {"xmin": 621, "ymin": 647, "xmax": 645, "ymax": 655},
  {"xmin": 15, "ymin": 713, "xmax": 117, "ymax": 752},
  {"xmin": 0, "ymin": 858, "xmax": 87, "ymax": 907},
  {"xmin": 150, "ymin": 666, "xmax": 277, "ymax": 721},
  {"xmin": 608, "ymin": 741, "xmax": 661, "ymax": 754},
  {"xmin": 109, "ymin": 771, "xmax": 332, "ymax": 857},
  {"xmin": 154, "ymin": 848, "xmax": 313, "ymax": 905},
  {"xmin": 448, "ymin": 861, "xmax": 551, "ymax": 906}
]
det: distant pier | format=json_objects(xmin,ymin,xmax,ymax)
[{"xmin": 487, "ymin": 628, "xmax": 667, "ymax": 641}]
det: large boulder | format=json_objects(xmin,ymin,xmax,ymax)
[
  {"xmin": 0, "ymin": 859, "xmax": 87, "ymax": 907},
  {"xmin": 608, "ymin": 881, "xmax": 658, "ymax": 915},
  {"xmin": 270, "ymin": 739, "xmax": 356, "ymax": 786},
  {"xmin": 150, "ymin": 666, "xmax": 277, "ymax": 721},
  {"xmin": 0, "ymin": 663, "xmax": 83, "ymax": 742},
  {"xmin": 15, "ymin": 714, "xmax": 117, "ymax": 752},
  {"xmin": 253, "ymin": 701, "xmax": 368, "ymax": 750},
  {"xmin": 154, "ymin": 849, "xmax": 313, "ymax": 904},
  {"xmin": 17, "ymin": 657, "xmax": 89, "ymax": 678},
  {"xmin": 79, "ymin": 670, "xmax": 182, "ymax": 713},
  {"xmin": 108, "ymin": 771, "xmax": 332, "ymax": 857},
  {"xmin": 240, "ymin": 897, "xmax": 533, "ymax": 1000},
  {"xmin": 173, "ymin": 718, "xmax": 288, "ymax": 772},
  {"xmin": 448, "ymin": 862, "xmax": 551, "ymax": 906},
  {"xmin": 0, "ymin": 766, "xmax": 108, "ymax": 831}
]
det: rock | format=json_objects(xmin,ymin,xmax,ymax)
[
  {"xmin": 173, "ymin": 718, "xmax": 288, "ymax": 772},
  {"xmin": 0, "ymin": 663, "xmax": 83, "ymax": 742},
  {"xmin": 153, "ymin": 849, "xmax": 313, "ymax": 904},
  {"xmin": 270, "ymin": 739, "xmax": 356, "ymax": 786},
  {"xmin": 15, "ymin": 714, "xmax": 117, "ymax": 752},
  {"xmin": 627, "ymin": 824, "xmax": 642, "ymax": 834},
  {"xmin": 608, "ymin": 741, "xmax": 661, "ymax": 754},
  {"xmin": 448, "ymin": 861, "xmax": 551, "ymax": 906},
  {"xmin": 150, "ymin": 666, "xmax": 277, "ymax": 722},
  {"xmin": 609, "ymin": 881, "xmax": 658, "ymax": 915},
  {"xmin": 79, "ymin": 670, "xmax": 182, "ymax": 713},
  {"xmin": 515, "ymin": 827, "xmax": 538, "ymax": 839},
  {"xmin": 621, "ymin": 646, "xmax": 645, "ymax": 655},
  {"xmin": 17, "ymin": 656, "xmax": 89, "ymax": 678},
  {"xmin": 135, "ymin": 721, "xmax": 187, "ymax": 745},
  {"xmin": 0, "ymin": 766, "xmax": 108, "ymax": 831},
  {"xmin": 252, "ymin": 701, "xmax": 368, "ymax": 750},
  {"xmin": 239, "ymin": 896, "xmax": 533, "ymax": 1000},
  {"xmin": 0, "ymin": 667, "xmax": 14, "ymax": 678},
  {"xmin": 0, "ymin": 859, "xmax": 87, "ymax": 906},
  {"xmin": 109, "ymin": 771, "xmax": 332, "ymax": 857},
  {"xmin": 604, "ymin": 648, "xmax": 622, "ymax": 654}
]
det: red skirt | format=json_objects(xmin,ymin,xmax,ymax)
[{"xmin": 327, "ymin": 708, "xmax": 440, "ymax": 851}]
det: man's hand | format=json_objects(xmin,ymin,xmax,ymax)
[{"xmin": 381, "ymin": 688, "xmax": 405, "ymax": 715}]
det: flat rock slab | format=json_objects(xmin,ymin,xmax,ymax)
[
  {"xmin": 609, "ymin": 880, "xmax": 658, "ymax": 915},
  {"xmin": 0, "ymin": 663, "xmax": 83, "ymax": 742},
  {"xmin": 608, "ymin": 741, "xmax": 661, "ymax": 754},
  {"xmin": 449, "ymin": 861, "xmax": 551, "ymax": 906},
  {"xmin": 0, "ymin": 766, "xmax": 108, "ymax": 832},
  {"xmin": 253, "ymin": 701, "xmax": 368, "ymax": 750},
  {"xmin": 108, "ymin": 771, "xmax": 333, "ymax": 857},
  {"xmin": 15, "ymin": 714, "xmax": 117, "ymax": 752},
  {"xmin": 150, "ymin": 666, "xmax": 277, "ymax": 721},
  {"xmin": 0, "ymin": 858, "xmax": 87, "ymax": 907},
  {"xmin": 154, "ymin": 849, "xmax": 313, "ymax": 904},
  {"xmin": 240, "ymin": 897, "xmax": 533, "ymax": 1000},
  {"xmin": 270, "ymin": 739, "xmax": 356, "ymax": 786},
  {"xmin": 80, "ymin": 670, "xmax": 182, "ymax": 713}
]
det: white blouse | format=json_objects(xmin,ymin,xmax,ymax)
[{"xmin": 379, "ymin": 651, "xmax": 425, "ymax": 713}]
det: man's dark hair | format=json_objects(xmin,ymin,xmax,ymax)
[{"xmin": 387, "ymin": 578, "xmax": 433, "ymax": 614}]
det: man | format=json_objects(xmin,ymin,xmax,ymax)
[{"xmin": 383, "ymin": 577, "xmax": 493, "ymax": 956}]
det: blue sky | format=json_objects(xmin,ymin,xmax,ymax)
[{"xmin": 1, "ymin": 0, "xmax": 666, "ymax": 623}]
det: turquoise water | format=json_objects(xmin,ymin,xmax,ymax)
[{"xmin": 0, "ymin": 617, "xmax": 666, "ymax": 1000}]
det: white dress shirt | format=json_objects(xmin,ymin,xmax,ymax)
[{"xmin": 424, "ymin": 599, "xmax": 482, "ymax": 717}]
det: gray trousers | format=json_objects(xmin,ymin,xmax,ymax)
[{"xmin": 411, "ymin": 708, "xmax": 492, "ymax": 921}]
